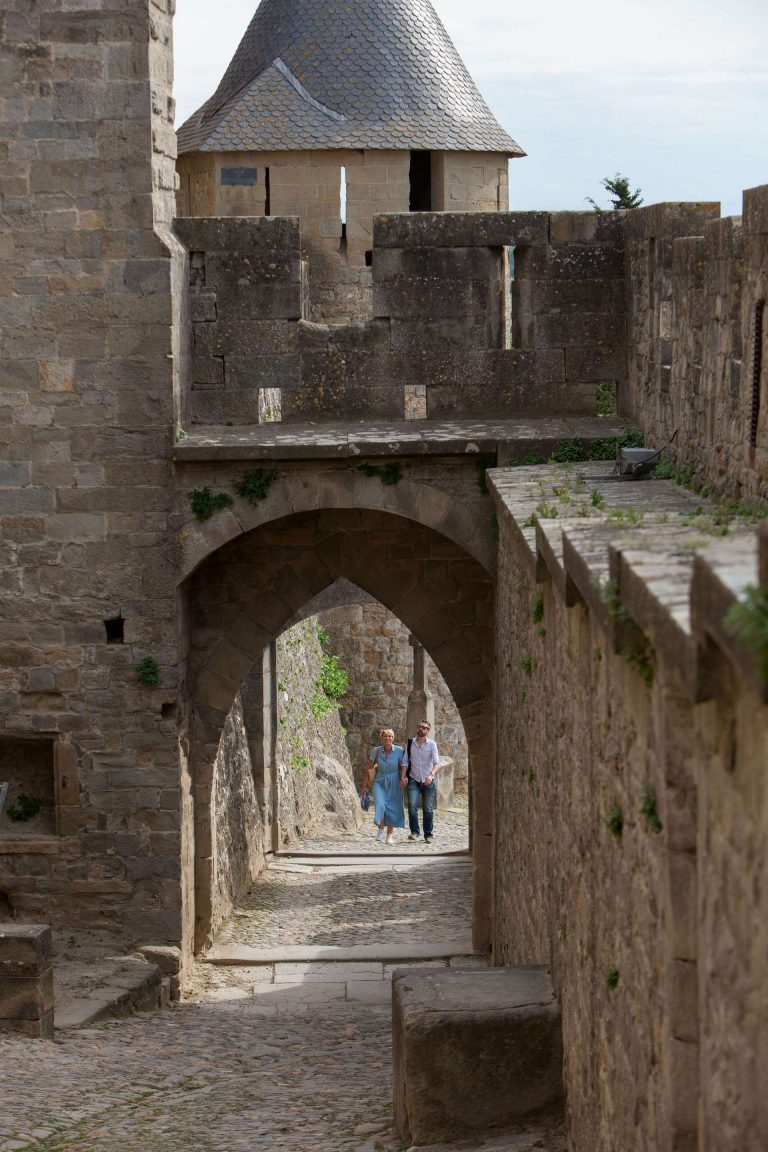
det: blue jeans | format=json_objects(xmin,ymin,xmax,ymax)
[{"xmin": 407, "ymin": 779, "xmax": 436, "ymax": 838}]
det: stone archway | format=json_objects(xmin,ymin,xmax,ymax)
[{"xmin": 181, "ymin": 507, "xmax": 495, "ymax": 953}]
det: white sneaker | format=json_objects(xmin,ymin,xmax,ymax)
[
  {"xmin": 385, "ymin": 833, "xmax": 395, "ymax": 845},
  {"xmin": 376, "ymin": 828, "xmax": 387, "ymax": 842}
]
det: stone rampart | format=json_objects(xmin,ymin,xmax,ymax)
[
  {"xmin": 489, "ymin": 463, "xmax": 768, "ymax": 1152},
  {"xmin": 625, "ymin": 189, "xmax": 768, "ymax": 500},
  {"xmin": 173, "ymin": 210, "xmax": 628, "ymax": 425}
]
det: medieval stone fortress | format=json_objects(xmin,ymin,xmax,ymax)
[{"xmin": 0, "ymin": 0, "xmax": 766, "ymax": 1148}]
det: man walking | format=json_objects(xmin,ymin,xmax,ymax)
[{"xmin": 401, "ymin": 720, "xmax": 440, "ymax": 844}]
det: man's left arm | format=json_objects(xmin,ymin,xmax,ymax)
[{"xmin": 427, "ymin": 740, "xmax": 439, "ymax": 781}]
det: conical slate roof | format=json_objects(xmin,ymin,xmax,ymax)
[{"xmin": 177, "ymin": 0, "xmax": 524, "ymax": 155}]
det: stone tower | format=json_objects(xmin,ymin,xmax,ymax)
[{"xmin": 176, "ymin": 0, "xmax": 524, "ymax": 320}]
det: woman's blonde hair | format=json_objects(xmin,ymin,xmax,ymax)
[{"xmin": 379, "ymin": 728, "xmax": 395, "ymax": 740}]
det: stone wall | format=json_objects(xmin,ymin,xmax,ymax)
[
  {"xmin": 210, "ymin": 692, "xmax": 265, "ymax": 937},
  {"xmin": 489, "ymin": 464, "xmax": 768, "ymax": 1152},
  {"xmin": 625, "ymin": 188, "xmax": 768, "ymax": 501},
  {"xmin": 274, "ymin": 619, "xmax": 361, "ymax": 846},
  {"xmin": 316, "ymin": 595, "xmax": 469, "ymax": 793},
  {"xmin": 0, "ymin": 0, "xmax": 186, "ymax": 948},
  {"xmin": 173, "ymin": 210, "xmax": 627, "ymax": 425}
]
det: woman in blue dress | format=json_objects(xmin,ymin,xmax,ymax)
[{"xmin": 365, "ymin": 728, "xmax": 406, "ymax": 844}]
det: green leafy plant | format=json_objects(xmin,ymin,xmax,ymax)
[
  {"xmin": 552, "ymin": 438, "xmax": 586, "ymax": 464},
  {"xmin": 605, "ymin": 965, "xmax": 620, "ymax": 990},
  {"xmin": 233, "ymin": 468, "xmax": 277, "ymax": 504},
  {"xmin": 521, "ymin": 654, "xmax": 534, "ymax": 676},
  {"xmin": 532, "ymin": 594, "xmax": 545, "ymax": 624},
  {"xmin": 6, "ymin": 794, "xmax": 42, "ymax": 822},
  {"xmin": 536, "ymin": 502, "xmax": 559, "ymax": 519},
  {"xmin": 289, "ymin": 755, "xmax": 310, "ymax": 772},
  {"xmin": 725, "ymin": 584, "xmax": 768, "ymax": 684},
  {"xmin": 311, "ymin": 652, "xmax": 350, "ymax": 719},
  {"xmin": 590, "ymin": 488, "xmax": 606, "ymax": 510},
  {"xmin": 605, "ymin": 804, "xmax": 624, "ymax": 839},
  {"xmin": 358, "ymin": 462, "xmax": 402, "ymax": 486},
  {"xmin": 189, "ymin": 487, "xmax": 234, "ymax": 522},
  {"xmin": 136, "ymin": 656, "xmax": 161, "ymax": 688},
  {"xmin": 526, "ymin": 766, "xmax": 536, "ymax": 786},
  {"xmin": 640, "ymin": 783, "xmax": 663, "ymax": 834}
]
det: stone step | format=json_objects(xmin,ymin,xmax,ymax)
[{"xmin": 204, "ymin": 940, "xmax": 477, "ymax": 965}]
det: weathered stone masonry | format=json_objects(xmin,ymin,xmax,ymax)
[
  {"xmin": 173, "ymin": 210, "xmax": 627, "ymax": 426},
  {"xmin": 0, "ymin": 0, "xmax": 185, "ymax": 947},
  {"xmin": 489, "ymin": 464, "xmax": 767, "ymax": 1152}
]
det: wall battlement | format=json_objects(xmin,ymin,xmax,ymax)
[{"xmin": 174, "ymin": 209, "xmax": 627, "ymax": 426}]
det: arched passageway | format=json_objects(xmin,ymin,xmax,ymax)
[{"xmin": 180, "ymin": 507, "xmax": 495, "ymax": 953}]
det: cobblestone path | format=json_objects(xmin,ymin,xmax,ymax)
[
  {"xmin": 214, "ymin": 857, "xmax": 472, "ymax": 950},
  {"xmin": 0, "ymin": 820, "xmax": 565, "ymax": 1151},
  {"xmin": 295, "ymin": 803, "xmax": 469, "ymax": 855}
]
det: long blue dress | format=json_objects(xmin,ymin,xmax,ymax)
[{"xmin": 371, "ymin": 744, "xmax": 406, "ymax": 828}]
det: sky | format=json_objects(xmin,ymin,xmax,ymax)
[{"xmin": 173, "ymin": 0, "xmax": 768, "ymax": 218}]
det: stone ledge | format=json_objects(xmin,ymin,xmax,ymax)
[
  {"xmin": 488, "ymin": 463, "xmax": 765, "ymax": 703},
  {"xmin": 392, "ymin": 966, "xmax": 563, "ymax": 1145},
  {"xmin": 171, "ymin": 418, "xmax": 628, "ymax": 462}
]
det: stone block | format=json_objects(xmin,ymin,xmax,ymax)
[
  {"xmin": 373, "ymin": 275, "xmax": 474, "ymax": 321},
  {"xmin": 373, "ymin": 211, "xmax": 549, "ymax": 249},
  {"xmin": 190, "ymin": 292, "xmax": 217, "ymax": 323},
  {"xmin": 0, "ymin": 968, "xmax": 54, "ymax": 1019},
  {"xmin": 392, "ymin": 966, "xmax": 563, "ymax": 1143},
  {"xmin": 173, "ymin": 216, "xmax": 300, "ymax": 255},
  {"xmin": 0, "ymin": 924, "xmax": 52, "ymax": 977},
  {"xmin": 0, "ymin": 1010, "xmax": 54, "ymax": 1039}
]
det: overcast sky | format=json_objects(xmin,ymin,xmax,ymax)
[{"xmin": 173, "ymin": 0, "xmax": 768, "ymax": 217}]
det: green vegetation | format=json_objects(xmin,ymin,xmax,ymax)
[
  {"xmin": 640, "ymin": 784, "xmax": 663, "ymax": 834},
  {"xmin": 588, "ymin": 173, "xmax": 643, "ymax": 211},
  {"xmin": 536, "ymin": 502, "xmax": 559, "ymax": 519},
  {"xmin": 532, "ymin": 594, "xmax": 545, "ymax": 624},
  {"xmin": 623, "ymin": 638, "xmax": 655, "ymax": 687},
  {"xmin": 521, "ymin": 654, "xmax": 534, "ymax": 677},
  {"xmin": 600, "ymin": 579, "xmax": 630, "ymax": 625},
  {"xmin": 590, "ymin": 488, "xmax": 606, "ymax": 510},
  {"xmin": 605, "ymin": 804, "xmax": 624, "ymax": 839},
  {"xmin": 358, "ymin": 462, "xmax": 402, "ymax": 486},
  {"xmin": 508, "ymin": 451, "xmax": 546, "ymax": 467},
  {"xmin": 289, "ymin": 754, "xmax": 310, "ymax": 772},
  {"xmin": 136, "ymin": 656, "xmax": 161, "ymax": 688},
  {"xmin": 596, "ymin": 380, "xmax": 618, "ymax": 417},
  {"xmin": 725, "ymin": 583, "xmax": 768, "ymax": 684},
  {"xmin": 605, "ymin": 965, "xmax": 620, "ymax": 990},
  {"xmin": 6, "ymin": 794, "xmax": 43, "ymax": 822},
  {"xmin": 311, "ymin": 651, "xmax": 350, "ymax": 720},
  {"xmin": 233, "ymin": 468, "xmax": 278, "ymax": 504},
  {"xmin": 189, "ymin": 487, "xmax": 234, "ymax": 521}
]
